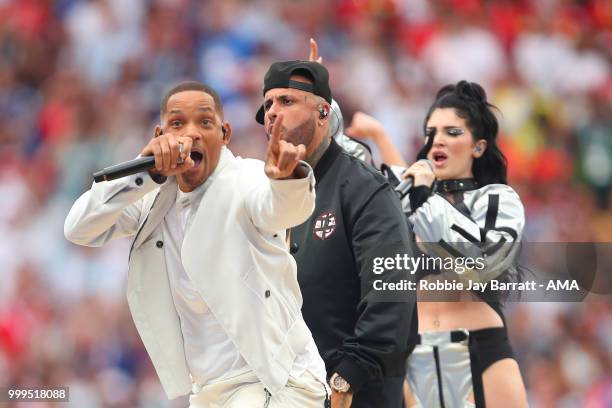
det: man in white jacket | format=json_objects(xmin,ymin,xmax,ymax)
[{"xmin": 64, "ymin": 82, "xmax": 329, "ymax": 407}]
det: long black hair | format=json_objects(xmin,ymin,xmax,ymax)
[{"xmin": 416, "ymin": 81, "xmax": 507, "ymax": 186}]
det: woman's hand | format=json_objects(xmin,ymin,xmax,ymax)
[
  {"xmin": 345, "ymin": 111, "xmax": 387, "ymax": 142},
  {"xmin": 345, "ymin": 112, "xmax": 408, "ymax": 167},
  {"xmin": 403, "ymin": 160, "xmax": 435, "ymax": 188}
]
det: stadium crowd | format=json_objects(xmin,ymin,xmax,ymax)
[{"xmin": 0, "ymin": 0, "xmax": 611, "ymax": 406}]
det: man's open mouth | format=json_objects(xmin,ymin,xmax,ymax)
[{"xmin": 190, "ymin": 151, "xmax": 203, "ymax": 165}]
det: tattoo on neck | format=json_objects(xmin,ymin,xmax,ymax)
[{"xmin": 307, "ymin": 136, "xmax": 331, "ymax": 168}]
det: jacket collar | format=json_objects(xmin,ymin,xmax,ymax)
[
  {"xmin": 314, "ymin": 138, "xmax": 341, "ymax": 183},
  {"xmin": 132, "ymin": 147, "xmax": 235, "ymax": 250}
]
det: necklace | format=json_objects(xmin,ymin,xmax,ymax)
[{"xmin": 433, "ymin": 178, "xmax": 478, "ymax": 193}]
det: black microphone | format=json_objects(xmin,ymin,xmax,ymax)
[
  {"xmin": 93, "ymin": 156, "xmax": 157, "ymax": 183},
  {"xmin": 94, "ymin": 133, "xmax": 185, "ymax": 182},
  {"xmin": 394, "ymin": 159, "xmax": 435, "ymax": 199}
]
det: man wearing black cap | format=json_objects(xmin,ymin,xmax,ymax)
[{"xmin": 257, "ymin": 61, "xmax": 418, "ymax": 408}]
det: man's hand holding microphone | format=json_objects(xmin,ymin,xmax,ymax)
[{"xmin": 141, "ymin": 128, "xmax": 195, "ymax": 178}]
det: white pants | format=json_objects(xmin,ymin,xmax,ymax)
[
  {"xmin": 407, "ymin": 331, "xmax": 475, "ymax": 408},
  {"xmin": 189, "ymin": 370, "xmax": 329, "ymax": 408}
]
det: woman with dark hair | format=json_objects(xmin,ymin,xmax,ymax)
[{"xmin": 346, "ymin": 81, "xmax": 528, "ymax": 407}]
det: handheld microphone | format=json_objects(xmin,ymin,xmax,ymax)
[
  {"xmin": 394, "ymin": 159, "xmax": 435, "ymax": 199},
  {"xmin": 94, "ymin": 129, "xmax": 185, "ymax": 182},
  {"xmin": 93, "ymin": 156, "xmax": 157, "ymax": 183}
]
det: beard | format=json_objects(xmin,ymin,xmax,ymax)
[{"xmin": 281, "ymin": 116, "xmax": 316, "ymax": 148}]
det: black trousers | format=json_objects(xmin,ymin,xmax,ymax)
[{"xmin": 351, "ymin": 375, "xmax": 405, "ymax": 408}]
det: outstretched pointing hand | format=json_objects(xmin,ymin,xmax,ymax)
[{"xmin": 264, "ymin": 114, "xmax": 307, "ymax": 179}]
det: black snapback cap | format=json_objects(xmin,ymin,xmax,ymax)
[{"xmin": 255, "ymin": 60, "xmax": 332, "ymax": 124}]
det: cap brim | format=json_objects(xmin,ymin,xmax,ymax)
[{"xmin": 255, "ymin": 105, "xmax": 264, "ymax": 125}]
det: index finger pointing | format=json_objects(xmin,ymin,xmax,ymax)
[
  {"xmin": 309, "ymin": 38, "xmax": 318, "ymax": 62},
  {"xmin": 309, "ymin": 38, "xmax": 323, "ymax": 64},
  {"xmin": 269, "ymin": 113, "xmax": 284, "ymax": 151}
]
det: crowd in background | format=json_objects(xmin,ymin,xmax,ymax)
[{"xmin": 0, "ymin": 0, "xmax": 611, "ymax": 406}]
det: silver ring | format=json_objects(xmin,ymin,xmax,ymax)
[{"xmin": 178, "ymin": 142, "xmax": 184, "ymax": 165}]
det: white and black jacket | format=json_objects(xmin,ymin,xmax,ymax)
[{"xmin": 390, "ymin": 166, "xmax": 525, "ymax": 285}]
